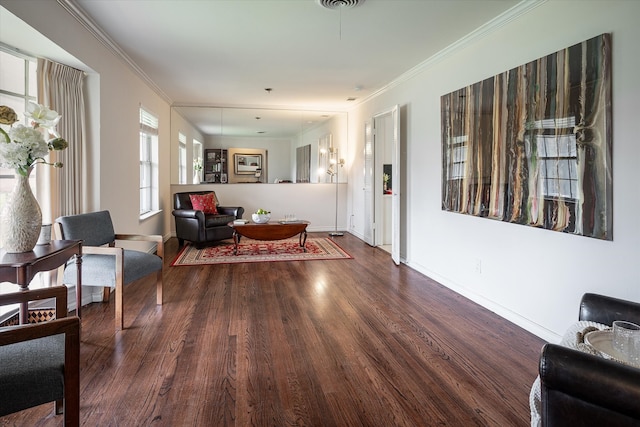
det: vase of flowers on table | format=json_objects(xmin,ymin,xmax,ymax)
[{"xmin": 0, "ymin": 103, "xmax": 68, "ymax": 252}]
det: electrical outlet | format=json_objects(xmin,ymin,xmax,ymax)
[{"xmin": 475, "ymin": 258, "xmax": 482, "ymax": 274}]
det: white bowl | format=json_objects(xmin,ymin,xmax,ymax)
[{"xmin": 252, "ymin": 213, "xmax": 271, "ymax": 223}]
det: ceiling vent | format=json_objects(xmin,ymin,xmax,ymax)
[{"xmin": 316, "ymin": 0, "xmax": 365, "ymax": 10}]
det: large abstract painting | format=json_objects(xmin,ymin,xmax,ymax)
[{"xmin": 441, "ymin": 34, "xmax": 612, "ymax": 240}]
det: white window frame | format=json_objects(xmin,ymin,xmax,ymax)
[
  {"xmin": 530, "ymin": 117, "xmax": 578, "ymax": 200},
  {"xmin": 447, "ymin": 135, "xmax": 468, "ymax": 180},
  {"xmin": 0, "ymin": 45, "xmax": 38, "ymax": 207},
  {"xmin": 139, "ymin": 108, "xmax": 159, "ymax": 218},
  {"xmin": 178, "ymin": 132, "xmax": 186, "ymax": 185},
  {"xmin": 0, "ymin": 45, "xmax": 42, "ymax": 320},
  {"xmin": 192, "ymin": 139, "xmax": 202, "ymax": 184}
]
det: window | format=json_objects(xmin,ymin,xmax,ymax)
[
  {"xmin": 192, "ymin": 139, "xmax": 202, "ymax": 184},
  {"xmin": 530, "ymin": 117, "xmax": 578, "ymax": 200},
  {"xmin": 0, "ymin": 46, "xmax": 37, "ymax": 211},
  {"xmin": 447, "ymin": 135, "xmax": 468, "ymax": 180},
  {"xmin": 178, "ymin": 132, "xmax": 186, "ymax": 184},
  {"xmin": 0, "ymin": 46, "xmax": 39, "ymax": 319},
  {"xmin": 139, "ymin": 108, "xmax": 159, "ymax": 217}
]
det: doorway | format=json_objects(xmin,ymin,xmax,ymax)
[{"xmin": 365, "ymin": 106, "xmax": 400, "ymax": 264}]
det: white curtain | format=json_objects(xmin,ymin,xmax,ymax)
[{"xmin": 37, "ymin": 58, "xmax": 86, "ymax": 221}]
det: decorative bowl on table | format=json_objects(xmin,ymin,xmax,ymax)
[{"xmin": 252, "ymin": 213, "xmax": 271, "ymax": 223}]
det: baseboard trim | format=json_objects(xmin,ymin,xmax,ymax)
[{"xmin": 406, "ymin": 260, "xmax": 560, "ymax": 343}]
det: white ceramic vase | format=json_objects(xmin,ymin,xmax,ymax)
[{"xmin": 0, "ymin": 169, "xmax": 42, "ymax": 253}]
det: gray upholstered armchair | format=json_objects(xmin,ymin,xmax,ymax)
[
  {"xmin": 55, "ymin": 210, "xmax": 163, "ymax": 331},
  {"xmin": 0, "ymin": 285, "xmax": 80, "ymax": 425},
  {"xmin": 172, "ymin": 191, "xmax": 244, "ymax": 247}
]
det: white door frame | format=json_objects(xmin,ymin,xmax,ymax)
[
  {"xmin": 363, "ymin": 120, "xmax": 374, "ymax": 245},
  {"xmin": 369, "ymin": 105, "xmax": 400, "ymax": 264}
]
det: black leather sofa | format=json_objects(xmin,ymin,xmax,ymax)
[
  {"xmin": 172, "ymin": 191, "xmax": 244, "ymax": 247},
  {"xmin": 539, "ymin": 293, "xmax": 640, "ymax": 426}
]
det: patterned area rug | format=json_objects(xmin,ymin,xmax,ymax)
[{"xmin": 171, "ymin": 237, "xmax": 352, "ymax": 266}]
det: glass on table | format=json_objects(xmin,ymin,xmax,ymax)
[{"xmin": 613, "ymin": 320, "xmax": 640, "ymax": 365}]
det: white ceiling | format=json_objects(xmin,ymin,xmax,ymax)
[{"xmin": 70, "ymin": 0, "xmax": 520, "ymax": 111}]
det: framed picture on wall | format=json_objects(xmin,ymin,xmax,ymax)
[
  {"xmin": 234, "ymin": 154, "xmax": 262, "ymax": 174},
  {"xmin": 441, "ymin": 33, "xmax": 612, "ymax": 240}
]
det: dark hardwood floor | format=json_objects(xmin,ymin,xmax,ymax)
[{"xmin": 1, "ymin": 233, "xmax": 545, "ymax": 426}]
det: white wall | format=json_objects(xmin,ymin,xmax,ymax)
[{"xmin": 347, "ymin": 0, "xmax": 640, "ymax": 342}]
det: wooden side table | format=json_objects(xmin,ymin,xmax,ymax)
[{"xmin": 0, "ymin": 240, "xmax": 82, "ymax": 323}]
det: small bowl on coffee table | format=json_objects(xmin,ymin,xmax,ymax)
[{"xmin": 252, "ymin": 213, "xmax": 271, "ymax": 223}]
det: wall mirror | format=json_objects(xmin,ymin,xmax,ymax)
[
  {"xmin": 235, "ymin": 154, "xmax": 262, "ymax": 174},
  {"xmin": 170, "ymin": 106, "xmax": 348, "ymax": 184}
]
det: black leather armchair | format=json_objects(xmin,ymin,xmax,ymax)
[
  {"xmin": 172, "ymin": 191, "xmax": 244, "ymax": 247},
  {"xmin": 539, "ymin": 293, "xmax": 640, "ymax": 426}
]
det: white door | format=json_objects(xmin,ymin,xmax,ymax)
[
  {"xmin": 363, "ymin": 120, "xmax": 374, "ymax": 245},
  {"xmin": 389, "ymin": 105, "xmax": 400, "ymax": 265}
]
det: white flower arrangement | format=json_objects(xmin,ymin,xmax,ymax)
[
  {"xmin": 193, "ymin": 157, "xmax": 203, "ymax": 171},
  {"xmin": 0, "ymin": 103, "xmax": 69, "ymax": 177}
]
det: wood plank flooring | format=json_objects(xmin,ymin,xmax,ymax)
[{"xmin": 0, "ymin": 233, "xmax": 545, "ymax": 426}]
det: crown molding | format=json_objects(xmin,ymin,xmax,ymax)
[
  {"xmin": 57, "ymin": 0, "xmax": 172, "ymax": 104},
  {"xmin": 355, "ymin": 0, "xmax": 548, "ymax": 107}
]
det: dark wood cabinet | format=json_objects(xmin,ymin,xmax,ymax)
[{"xmin": 204, "ymin": 149, "xmax": 228, "ymax": 183}]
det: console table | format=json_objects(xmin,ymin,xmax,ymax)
[{"xmin": 0, "ymin": 240, "xmax": 82, "ymax": 323}]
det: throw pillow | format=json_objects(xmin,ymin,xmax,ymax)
[{"xmin": 189, "ymin": 193, "xmax": 218, "ymax": 214}]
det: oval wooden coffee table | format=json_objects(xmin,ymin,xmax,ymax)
[{"xmin": 228, "ymin": 221, "xmax": 310, "ymax": 255}]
